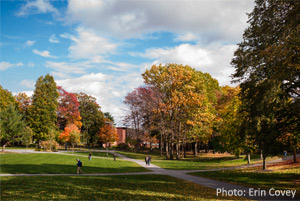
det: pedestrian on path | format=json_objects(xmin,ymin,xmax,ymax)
[
  {"xmin": 145, "ymin": 155, "xmax": 149, "ymax": 166},
  {"xmin": 284, "ymin": 151, "xmax": 287, "ymax": 158},
  {"xmin": 113, "ymin": 154, "xmax": 116, "ymax": 161},
  {"xmin": 88, "ymin": 152, "xmax": 92, "ymax": 161},
  {"xmin": 76, "ymin": 158, "xmax": 84, "ymax": 174},
  {"xmin": 148, "ymin": 155, "xmax": 151, "ymax": 166}
]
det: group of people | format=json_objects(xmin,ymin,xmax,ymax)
[{"xmin": 145, "ymin": 155, "xmax": 151, "ymax": 166}]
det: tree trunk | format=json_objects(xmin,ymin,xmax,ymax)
[
  {"xmin": 2, "ymin": 143, "xmax": 7, "ymax": 152},
  {"xmin": 160, "ymin": 132, "xmax": 163, "ymax": 157},
  {"xmin": 176, "ymin": 143, "xmax": 180, "ymax": 159},
  {"xmin": 263, "ymin": 153, "xmax": 267, "ymax": 170},
  {"xmin": 247, "ymin": 152, "xmax": 251, "ymax": 164},
  {"xmin": 106, "ymin": 143, "xmax": 108, "ymax": 156},
  {"xmin": 194, "ymin": 142, "xmax": 198, "ymax": 157},
  {"xmin": 293, "ymin": 149, "xmax": 297, "ymax": 163},
  {"xmin": 183, "ymin": 141, "xmax": 186, "ymax": 158},
  {"xmin": 166, "ymin": 141, "xmax": 169, "ymax": 159},
  {"xmin": 170, "ymin": 134, "xmax": 174, "ymax": 160}
]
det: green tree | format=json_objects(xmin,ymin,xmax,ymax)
[
  {"xmin": 231, "ymin": 0, "xmax": 300, "ymax": 169},
  {"xmin": 77, "ymin": 93, "xmax": 105, "ymax": 146},
  {"xmin": 0, "ymin": 104, "xmax": 26, "ymax": 151},
  {"xmin": 22, "ymin": 126, "xmax": 34, "ymax": 150},
  {"xmin": 28, "ymin": 74, "xmax": 59, "ymax": 143},
  {"xmin": 104, "ymin": 112, "xmax": 114, "ymax": 123}
]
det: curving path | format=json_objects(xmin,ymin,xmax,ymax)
[{"xmin": 1, "ymin": 150, "xmax": 298, "ymax": 200}]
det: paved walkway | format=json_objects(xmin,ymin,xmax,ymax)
[
  {"xmin": 1, "ymin": 150, "xmax": 298, "ymax": 200},
  {"xmin": 114, "ymin": 152, "xmax": 299, "ymax": 200}
]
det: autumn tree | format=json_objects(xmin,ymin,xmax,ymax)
[
  {"xmin": 213, "ymin": 86, "xmax": 251, "ymax": 159},
  {"xmin": 142, "ymin": 64, "xmax": 215, "ymax": 159},
  {"xmin": 0, "ymin": 85, "xmax": 17, "ymax": 111},
  {"xmin": 77, "ymin": 92, "xmax": 105, "ymax": 146},
  {"xmin": 59, "ymin": 124, "xmax": 81, "ymax": 150},
  {"xmin": 28, "ymin": 74, "xmax": 59, "ymax": 143},
  {"xmin": 231, "ymin": 0, "xmax": 300, "ymax": 169},
  {"xmin": 15, "ymin": 92, "xmax": 31, "ymax": 122},
  {"xmin": 57, "ymin": 86, "xmax": 82, "ymax": 130},
  {"xmin": 98, "ymin": 122, "xmax": 119, "ymax": 154}
]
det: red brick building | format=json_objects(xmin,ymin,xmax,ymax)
[{"xmin": 111, "ymin": 127, "xmax": 127, "ymax": 146}]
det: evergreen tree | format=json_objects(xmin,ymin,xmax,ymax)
[{"xmin": 28, "ymin": 74, "xmax": 59, "ymax": 142}]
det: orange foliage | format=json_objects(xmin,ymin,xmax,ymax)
[
  {"xmin": 59, "ymin": 124, "xmax": 80, "ymax": 143},
  {"xmin": 98, "ymin": 123, "xmax": 119, "ymax": 143}
]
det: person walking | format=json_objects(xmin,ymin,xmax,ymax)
[
  {"xmin": 148, "ymin": 155, "xmax": 151, "ymax": 166},
  {"xmin": 145, "ymin": 156, "xmax": 149, "ymax": 166},
  {"xmin": 76, "ymin": 158, "xmax": 84, "ymax": 174},
  {"xmin": 88, "ymin": 152, "xmax": 92, "ymax": 161}
]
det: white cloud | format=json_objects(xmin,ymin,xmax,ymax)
[
  {"xmin": 66, "ymin": 0, "xmax": 253, "ymax": 42},
  {"xmin": 45, "ymin": 61, "xmax": 91, "ymax": 78},
  {"xmin": 174, "ymin": 33, "xmax": 198, "ymax": 42},
  {"xmin": 33, "ymin": 49, "xmax": 57, "ymax": 58},
  {"xmin": 0, "ymin": 61, "xmax": 23, "ymax": 71},
  {"xmin": 49, "ymin": 34, "xmax": 59, "ymax": 43},
  {"xmin": 17, "ymin": 0, "xmax": 59, "ymax": 16},
  {"xmin": 57, "ymin": 72, "xmax": 143, "ymax": 126},
  {"xmin": 20, "ymin": 80, "xmax": 35, "ymax": 89},
  {"xmin": 61, "ymin": 27, "xmax": 117, "ymax": 60},
  {"xmin": 135, "ymin": 43, "xmax": 237, "ymax": 86},
  {"xmin": 23, "ymin": 40, "xmax": 36, "ymax": 47}
]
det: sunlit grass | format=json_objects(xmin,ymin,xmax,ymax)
[
  {"xmin": 1, "ymin": 175, "xmax": 248, "ymax": 200},
  {"xmin": 0, "ymin": 153, "xmax": 148, "ymax": 174},
  {"xmin": 190, "ymin": 161, "xmax": 300, "ymax": 197},
  {"xmin": 62, "ymin": 151, "xmax": 116, "ymax": 158}
]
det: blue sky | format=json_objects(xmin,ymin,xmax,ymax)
[{"xmin": 0, "ymin": 0, "xmax": 254, "ymax": 125}]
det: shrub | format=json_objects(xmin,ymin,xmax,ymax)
[
  {"xmin": 117, "ymin": 143, "xmax": 130, "ymax": 150},
  {"xmin": 39, "ymin": 140, "xmax": 59, "ymax": 151}
]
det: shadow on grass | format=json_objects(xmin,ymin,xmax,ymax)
[
  {"xmin": 0, "ymin": 164, "xmax": 147, "ymax": 174},
  {"xmin": 1, "ymin": 175, "xmax": 236, "ymax": 200}
]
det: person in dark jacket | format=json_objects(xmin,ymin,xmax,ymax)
[{"xmin": 76, "ymin": 158, "xmax": 84, "ymax": 174}]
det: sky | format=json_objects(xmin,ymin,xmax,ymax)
[{"xmin": 0, "ymin": 0, "xmax": 254, "ymax": 126}]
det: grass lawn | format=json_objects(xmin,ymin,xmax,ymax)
[
  {"xmin": 0, "ymin": 153, "xmax": 148, "ymax": 174},
  {"xmin": 190, "ymin": 159, "xmax": 300, "ymax": 197},
  {"xmin": 63, "ymin": 151, "xmax": 117, "ymax": 158},
  {"xmin": 151, "ymin": 157, "xmax": 255, "ymax": 170},
  {"xmin": 117, "ymin": 151, "xmax": 279, "ymax": 170},
  {"xmin": 116, "ymin": 150, "xmax": 165, "ymax": 160},
  {"xmin": 0, "ymin": 175, "xmax": 247, "ymax": 200}
]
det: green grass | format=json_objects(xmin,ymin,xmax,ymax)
[
  {"xmin": 0, "ymin": 175, "xmax": 247, "ymax": 200},
  {"xmin": 190, "ymin": 162, "xmax": 300, "ymax": 197},
  {"xmin": 3, "ymin": 146, "xmax": 35, "ymax": 150},
  {"xmin": 117, "ymin": 150, "xmax": 279, "ymax": 170},
  {"xmin": 0, "ymin": 153, "xmax": 148, "ymax": 174},
  {"xmin": 63, "ymin": 151, "xmax": 117, "ymax": 158},
  {"xmin": 116, "ymin": 150, "xmax": 165, "ymax": 160},
  {"xmin": 151, "ymin": 157, "xmax": 250, "ymax": 170}
]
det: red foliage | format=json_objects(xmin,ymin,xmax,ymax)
[{"xmin": 57, "ymin": 86, "xmax": 82, "ymax": 129}]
